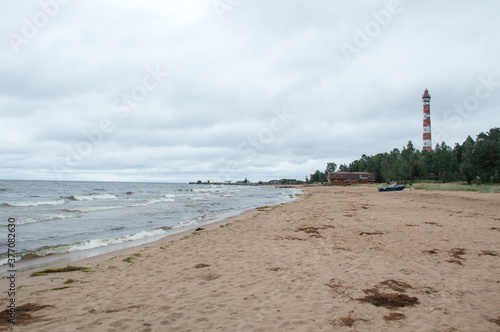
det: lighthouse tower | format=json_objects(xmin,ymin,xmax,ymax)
[{"xmin": 422, "ymin": 88, "xmax": 432, "ymax": 151}]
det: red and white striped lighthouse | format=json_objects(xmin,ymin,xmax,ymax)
[{"xmin": 422, "ymin": 88, "xmax": 432, "ymax": 151}]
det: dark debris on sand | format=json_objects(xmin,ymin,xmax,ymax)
[
  {"xmin": 0, "ymin": 303, "xmax": 53, "ymax": 327},
  {"xmin": 358, "ymin": 288, "xmax": 419, "ymax": 309}
]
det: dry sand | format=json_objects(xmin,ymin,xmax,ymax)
[{"xmin": 1, "ymin": 186, "xmax": 499, "ymax": 331}]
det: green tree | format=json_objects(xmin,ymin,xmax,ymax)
[
  {"xmin": 338, "ymin": 164, "xmax": 349, "ymax": 172},
  {"xmin": 310, "ymin": 170, "xmax": 326, "ymax": 183},
  {"xmin": 460, "ymin": 136, "xmax": 476, "ymax": 184},
  {"xmin": 401, "ymin": 141, "xmax": 419, "ymax": 181},
  {"xmin": 325, "ymin": 162, "xmax": 337, "ymax": 175},
  {"xmin": 419, "ymin": 149, "xmax": 432, "ymax": 180},
  {"xmin": 475, "ymin": 128, "xmax": 500, "ymax": 182}
]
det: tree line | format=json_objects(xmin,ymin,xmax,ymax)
[{"xmin": 308, "ymin": 127, "xmax": 500, "ymax": 185}]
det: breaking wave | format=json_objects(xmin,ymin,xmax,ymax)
[
  {"xmin": 173, "ymin": 215, "xmax": 205, "ymax": 229},
  {"xmin": 0, "ymin": 213, "xmax": 80, "ymax": 226},
  {"xmin": 1, "ymin": 199, "xmax": 65, "ymax": 207},
  {"xmin": 0, "ymin": 229, "xmax": 169, "ymax": 266},
  {"xmin": 70, "ymin": 194, "xmax": 117, "ymax": 201}
]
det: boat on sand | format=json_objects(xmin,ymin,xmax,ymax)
[{"xmin": 378, "ymin": 183, "xmax": 405, "ymax": 192}]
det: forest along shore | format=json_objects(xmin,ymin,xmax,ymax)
[{"xmin": 1, "ymin": 186, "xmax": 499, "ymax": 331}]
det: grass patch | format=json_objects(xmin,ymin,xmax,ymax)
[
  {"xmin": 414, "ymin": 183, "xmax": 500, "ymax": 193},
  {"xmin": 256, "ymin": 205, "xmax": 280, "ymax": 212},
  {"xmin": 30, "ymin": 265, "xmax": 89, "ymax": 277},
  {"xmin": 122, "ymin": 253, "xmax": 142, "ymax": 264},
  {"xmin": 220, "ymin": 219, "xmax": 241, "ymax": 228},
  {"xmin": 64, "ymin": 279, "xmax": 78, "ymax": 284},
  {"xmin": 180, "ymin": 231, "xmax": 202, "ymax": 240}
]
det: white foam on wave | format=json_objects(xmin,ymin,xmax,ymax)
[
  {"xmin": 173, "ymin": 215, "xmax": 205, "ymax": 229},
  {"xmin": 187, "ymin": 193, "xmax": 212, "ymax": 200},
  {"xmin": 71, "ymin": 195, "xmax": 93, "ymax": 201},
  {"xmin": 0, "ymin": 229, "xmax": 170, "ymax": 266},
  {"xmin": 7, "ymin": 213, "xmax": 80, "ymax": 226},
  {"xmin": 67, "ymin": 229, "xmax": 168, "ymax": 252},
  {"xmin": 71, "ymin": 194, "xmax": 117, "ymax": 201},
  {"xmin": 65, "ymin": 205, "xmax": 124, "ymax": 212},
  {"xmin": 3, "ymin": 199, "xmax": 66, "ymax": 207},
  {"xmin": 66, "ymin": 194, "xmax": 175, "ymax": 211},
  {"xmin": 173, "ymin": 220, "xmax": 198, "ymax": 229},
  {"xmin": 132, "ymin": 194, "xmax": 175, "ymax": 207}
]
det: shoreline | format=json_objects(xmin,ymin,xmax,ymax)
[
  {"xmin": 0, "ymin": 192, "xmax": 301, "ymax": 277},
  {"xmin": 2, "ymin": 186, "xmax": 499, "ymax": 331}
]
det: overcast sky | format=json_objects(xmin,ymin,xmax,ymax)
[{"xmin": 1, "ymin": 0, "xmax": 499, "ymax": 183}]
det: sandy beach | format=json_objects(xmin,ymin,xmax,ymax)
[{"xmin": 1, "ymin": 186, "xmax": 499, "ymax": 331}]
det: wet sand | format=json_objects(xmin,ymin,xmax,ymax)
[{"xmin": 1, "ymin": 186, "xmax": 499, "ymax": 331}]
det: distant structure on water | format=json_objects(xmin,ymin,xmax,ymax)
[
  {"xmin": 422, "ymin": 88, "xmax": 432, "ymax": 151},
  {"xmin": 327, "ymin": 172, "xmax": 375, "ymax": 186}
]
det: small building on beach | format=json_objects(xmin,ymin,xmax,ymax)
[{"xmin": 327, "ymin": 172, "xmax": 375, "ymax": 186}]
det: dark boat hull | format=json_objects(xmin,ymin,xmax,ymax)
[{"xmin": 378, "ymin": 186, "xmax": 405, "ymax": 192}]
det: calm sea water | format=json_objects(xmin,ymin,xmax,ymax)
[{"xmin": 0, "ymin": 180, "xmax": 300, "ymax": 266}]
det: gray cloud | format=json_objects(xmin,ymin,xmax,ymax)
[{"xmin": 1, "ymin": 0, "xmax": 499, "ymax": 182}]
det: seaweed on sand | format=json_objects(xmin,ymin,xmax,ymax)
[
  {"xmin": 295, "ymin": 225, "xmax": 335, "ymax": 238},
  {"xmin": 380, "ymin": 279, "xmax": 413, "ymax": 293},
  {"xmin": 358, "ymin": 288, "xmax": 419, "ymax": 309},
  {"xmin": 30, "ymin": 265, "xmax": 89, "ymax": 277},
  {"xmin": 384, "ymin": 312, "xmax": 406, "ymax": 321},
  {"xmin": 446, "ymin": 248, "xmax": 466, "ymax": 265},
  {"xmin": 0, "ymin": 303, "xmax": 53, "ymax": 326}
]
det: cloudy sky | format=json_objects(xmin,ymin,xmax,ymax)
[{"xmin": 1, "ymin": 1, "xmax": 499, "ymax": 183}]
